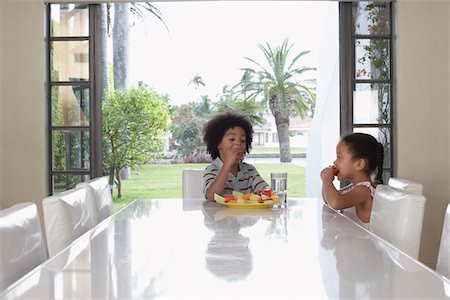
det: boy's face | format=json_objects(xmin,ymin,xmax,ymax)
[{"xmin": 218, "ymin": 126, "xmax": 246, "ymax": 163}]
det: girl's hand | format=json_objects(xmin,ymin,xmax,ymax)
[{"xmin": 321, "ymin": 165, "xmax": 338, "ymax": 181}]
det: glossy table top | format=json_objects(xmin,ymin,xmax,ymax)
[{"xmin": 2, "ymin": 198, "xmax": 449, "ymax": 299}]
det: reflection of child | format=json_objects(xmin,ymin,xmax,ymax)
[
  {"xmin": 319, "ymin": 205, "xmax": 384, "ymax": 298},
  {"xmin": 202, "ymin": 201, "xmax": 254, "ymax": 281},
  {"xmin": 202, "ymin": 112, "xmax": 269, "ymax": 201},
  {"xmin": 321, "ymin": 133, "xmax": 384, "ymax": 228}
]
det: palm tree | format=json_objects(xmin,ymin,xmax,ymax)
[
  {"xmin": 109, "ymin": 3, "xmax": 168, "ymax": 90},
  {"xmin": 236, "ymin": 39, "xmax": 316, "ymax": 162},
  {"xmin": 189, "ymin": 74, "xmax": 206, "ymax": 89},
  {"xmin": 191, "ymin": 95, "xmax": 214, "ymax": 121},
  {"xmin": 112, "ymin": 3, "xmax": 131, "ymax": 90},
  {"xmin": 217, "ymin": 85, "xmax": 265, "ymax": 126}
]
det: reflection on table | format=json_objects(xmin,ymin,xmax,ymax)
[{"xmin": 1, "ymin": 198, "xmax": 449, "ymax": 299}]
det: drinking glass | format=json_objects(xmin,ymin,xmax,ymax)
[{"xmin": 271, "ymin": 172, "xmax": 287, "ymax": 207}]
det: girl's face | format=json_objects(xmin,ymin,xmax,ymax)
[
  {"xmin": 218, "ymin": 126, "xmax": 246, "ymax": 162},
  {"xmin": 333, "ymin": 141, "xmax": 357, "ymax": 180}
]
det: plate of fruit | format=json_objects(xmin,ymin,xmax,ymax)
[{"xmin": 213, "ymin": 189, "xmax": 280, "ymax": 209}]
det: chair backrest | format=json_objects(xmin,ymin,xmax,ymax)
[
  {"xmin": 436, "ymin": 203, "xmax": 450, "ymax": 279},
  {"xmin": 370, "ymin": 184, "xmax": 426, "ymax": 259},
  {"xmin": 76, "ymin": 176, "xmax": 112, "ymax": 226},
  {"xmin": 42, "ymin": 187, "xmax": 92, "ymax": 257},
  {"xmin": 0, "ymin": 202, "xmax": 48, "ymax": 291},
  {"xmin": 388, "ymin": 177, "xmax": 423, "ymax": 195},
  {"xmin": 182, "ymin": 169, "xmax": 205, "ymax": 198}
]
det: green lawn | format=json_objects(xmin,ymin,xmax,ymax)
[
  {"xmin": 251, "ymin": 147, "xmax": 306, "ymax": 153},
  {"xmin": 113, "ymin": 163, "xmax": 306, "ymax": 211}
]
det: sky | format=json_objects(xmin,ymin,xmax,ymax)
[{"xmin": 127, "ymin": 1, "xmax": 337, "ymax": 106}]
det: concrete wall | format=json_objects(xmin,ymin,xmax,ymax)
[
  {"xmin": 395, "ymin": 0, "xmax": 450, "ymax": 267},
  {"xmin": 0, "ymin": 2, "xmax": 47, "ymax": 215},
  {"xmin": 0, "ymin": 0, "xmax": 449, "ymax": 267}
]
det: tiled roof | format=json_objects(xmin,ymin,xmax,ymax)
[{"xmin": 289, "ymin": 116, "xmax": 312, "ymax": 129}]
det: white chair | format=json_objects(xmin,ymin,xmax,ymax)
[
  {"xmin": 76, "ymin": 176, "xmax": 113, "ymax": 226},
  {"xmin": 42, "ymin": 187, "xmax": 92, "ymax": 257},
  {"xmin": 182, "ymin": 169, "xmax": 205, "ymax": 198},
  {"xmin": 0, "ymin": 202, "xmax": 48, "ymax": 291},
  {"xmin": 436, "ymin": 203, "xmax": 450, "ymax": 279},
  {"xmin": 388, "ymin": 177, "xmax": 423, "ymax": 195},
  {"xmin": 370, "ymin": 184, "xmax": 427, "ymax": 259}
]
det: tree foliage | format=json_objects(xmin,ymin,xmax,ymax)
[
  {"xmin": 170, "ymin": 104, "xmax": 207, "ymax": 160},
  {"xmin": 216, "ymin": 86, "xmax": 265, "ymax": 126},
  {"xmin": 103, "ymin": 85, "xmax": 171, "ymax": 197},
  {"xmin": 169, "ymin": 89, "xmax": 267, "ymax": 162}
]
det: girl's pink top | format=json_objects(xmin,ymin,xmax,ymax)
[{"xmin": 339, "ymin": 181, "xmax": 375, "ymax": 229}]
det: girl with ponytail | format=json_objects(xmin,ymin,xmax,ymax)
[{"xmin": 321, "ymin": 132, "xmax": 384, "ymax": 229}]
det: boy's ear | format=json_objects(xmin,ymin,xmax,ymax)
[{"xmin": 354, "ymin": 158, "xmax": 367, "ymax": 171}]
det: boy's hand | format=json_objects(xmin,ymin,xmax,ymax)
[
  {"xmin": 321, "ymin": 165, "xmax": 338, "ymax": 181},
  {"xmin": 222, "ymin": 147, "xmax": 244, "ymax": 166}
]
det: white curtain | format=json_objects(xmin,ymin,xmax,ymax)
[{"xmin": 306, "ymin": 2, "xmax": 340, "ymax": 199}]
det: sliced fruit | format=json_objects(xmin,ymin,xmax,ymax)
[
  {"xmin": 232, "ymin": 190, "xmax": 244, "ymax": 197},
  {"xmin": 262, "ymin": 188, "xmax": 272, "ymax": 197},
  {"xmin": 223, "ymin": 194, "xmax": 234, "ymax": 203},
  {"xmin": 261, "ymin": 194, "xmax": 272, "ymax": 201},
  {"xmin": 333, "ymin": 168, "xmax": 339, "ymax": 176},
  {"xmin": 272, "ymin": 195, "xmax": 281, "ymax": 203},
  {"xmin": 249, "ymin": 194, "xmax": 261, "ymax": 202},
  {"xmin": 214, "ymin": 193, "xmax": 225, "ymax": 204},
  {"xmin": 243, "ymin": 193, "xmax": 252, "ymax": 200}
]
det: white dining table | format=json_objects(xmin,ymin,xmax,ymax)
[{"xmin": 1, "ymin": 197, "xmax": 449, "ymax": 299}]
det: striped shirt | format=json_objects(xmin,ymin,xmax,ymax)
[{"xmin": 203, "ymin": 157, "xmax": 270, "ymax": 197}]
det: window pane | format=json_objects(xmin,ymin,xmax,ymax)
[
  {"xmin": 52, "ymin": 130, "xmax": 90, "ymax": 171},
  {"xmin": 50, "ymin": 4, "xmax": 89, "ymax": 37},
  {"xmin": 353, "ymin": 127, "xmax": 391, "ymax": 169},
  {"xmin": 51, "ymin": 41, "xmax": 89, "ymax": 82},
  {"xmin": 353, "ymin": 2, "xmax": 390, "ymax": 36},
  {"xmin": 353, "ymin": 83, "xmax": 390, "ymax": 124},
  {"xmin": 355, "ymin": 38, "xmax": 390, "ymax": 80},
  {"xmin": 53, "ymin": 174, "xmax": 90, "ymax": 194},
  {"xmin": 51, "ymin": 85, "xmax": 90, "ymax": 126}
]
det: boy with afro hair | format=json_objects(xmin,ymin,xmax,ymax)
[{"xmin": 202, "ymin": 112, "xmax": 269, "ymax": 201}]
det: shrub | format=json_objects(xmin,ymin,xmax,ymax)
[{"xmin": 103, "ymin": 86, "xmax": 171, "ymax": 198}]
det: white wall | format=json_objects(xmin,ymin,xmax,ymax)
[
  {"xmin": 0, "ymin": 2, "xmax": 47, "ymax": 215},
  {"xmin": 0, "ymin": 3, "xmax": 3, "ymax": 209},
  {"xmin": 395, "ymin": 0, "xmax": 450, "ymax": 267}
]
